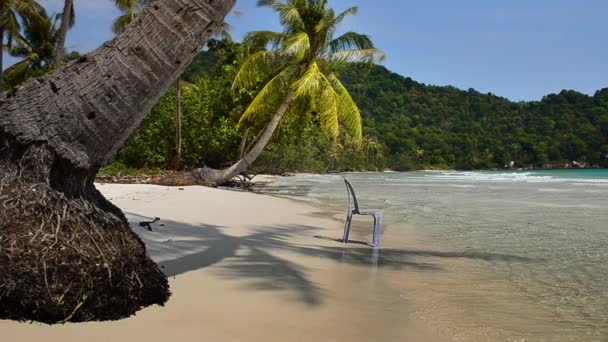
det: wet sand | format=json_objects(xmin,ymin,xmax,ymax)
[{"xmin": 1, "ymin": 184, "xmax": 447, "ymax": 342}]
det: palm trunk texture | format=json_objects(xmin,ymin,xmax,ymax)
[
  {"xmin": 0, "ymin": 27, "xmax": 5, "ymax": 89},
  {"xmin": 0, "ymin": 0, "xmax": 236, "ymax": 323},
  {"xmin": 238, "ymin": 127, "xmax": 250, "ymax": 159},
  {"xmin": 193, "ymin": 90, "xmax": 295, "ymax": 185}
]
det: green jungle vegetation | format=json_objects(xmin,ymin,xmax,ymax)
[{"xmin": 106, "ymin": 39, "xmax": 608, "ymax": 174}]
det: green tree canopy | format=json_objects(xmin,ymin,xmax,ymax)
[
  {"xmin": 235, "ymin": 0, "xmax": 385, "ymax": 143},
  {"xmin": 0, "ymin": 0, "xmax": 45, "ymax": 87}
]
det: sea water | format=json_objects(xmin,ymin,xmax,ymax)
[{"xmin": 256, "ymin": 170, "xmax": 608, "ymax": 341}]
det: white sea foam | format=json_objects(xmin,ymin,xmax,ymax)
[
  {"xmin": 426, "ymin": 171, "xmax": 608, "ymax": 184},
  {"xmin": 538, "ymin": 188, "xmax": 567, "ymax": 193}
]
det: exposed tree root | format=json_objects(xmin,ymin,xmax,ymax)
[{"xmin": 0, "ymin": 140, "xmax": 170, "ymax": 323}]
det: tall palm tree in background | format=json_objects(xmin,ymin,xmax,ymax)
[
  {"xmin": 194, "ymin": 0, "xmax": 385, "ymax": 185},
  {"xmin": 364, "ymin": 137, "xmax": 381, "ymax": 168},
  {"xmin": 415, "ymin": 146, "xmax": 425, "ymax": 160},
  {"xmin": 327, "ymin": 142, "xmax": 343, "ymax": 171},
  {"xmin": 50, "ymin": 0, "xmax": 74, "ymax": 69},
  {"xmin": 0, "ymin": 0, "xmax": 44, "ymax": 88},
  {"xmin": 4, "ymin": 9, "xmax": 57, "ymax": 86}
]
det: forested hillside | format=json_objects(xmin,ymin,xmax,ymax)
[
  {"xmin": 339, "ymin": 65, "xmax": 608, "ymax": 169},
  {"xmin": 112, "ymin": 41, "xmax": 608, "ymax": 173}
]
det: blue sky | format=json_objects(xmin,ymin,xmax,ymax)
[{"xmin": 4, "ymin": 0, "xmax": 607, "ymax": 101}]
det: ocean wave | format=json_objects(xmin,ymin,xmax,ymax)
[{"xmin": 425, "ymin": 171, "xmax": 608, "ymax": 184}]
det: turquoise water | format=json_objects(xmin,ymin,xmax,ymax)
[
  {"xmin": 431, "ymin": 168, "xmax": 608, "ymax": 182},
  {"xmin": 256, "ymin": 170, "xmax": 608, "ymax": 341},
  {"xmin": 521, "ymin": 169, "xmax": 608, "ymax": 180}
]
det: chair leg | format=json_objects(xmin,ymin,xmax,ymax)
[
  {"xmin": 372, "ymin": 212, "xmax": 382, "ymax": 248},
  {"xmin": 343, "ymin": 211, "xmax": 353, "ymax": 243}
]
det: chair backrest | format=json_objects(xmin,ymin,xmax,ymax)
[{"xmin": 344, "ymin": 178, "xmax": 360, "ymax": 214}]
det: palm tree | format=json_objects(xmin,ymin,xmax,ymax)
[
  {"xmin": 364, "ymin": 136, "xmax": 381, "ymax": 168},
  {"xmin": 194, "ymin": 0, "xmax": 384, "ymax": 185},
  {"xmin": 0, "ymin": 0, "xmax": 235, "ymax": 323},
  {"xmin": 113, "ymin": 0, "xmax": 235, "ymax": 169},
  {"xmin": 112, "ymin": 0, "xmax": 143, "ymax": 34},
  {"xmin": 415, "ymin": 146, "xmax": 425, "ymax": 159},
  {"xmin": 50, "ymin": 0, "xmax": 74, "ymax": 69},
  {"xmin": 0, "ymin": 0, "xmax": 44, "ymax": 88},
  {"xmin": 327, "ymin": 142, "xmax": 343, "ymax": 171},
  {"xmin": 4, "ymin": 10, "xmax": 57, "ymax": 87}
]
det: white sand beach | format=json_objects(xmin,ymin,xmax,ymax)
[{"xmin": 1, "ymin": 184, "xmax": 448, "ymax": 342}]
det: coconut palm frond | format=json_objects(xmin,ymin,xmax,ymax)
[
  {"xmin": 6, "ymin": 9, "xmax": 56, "ymax": 65},
  {"xmin": 112, "ymin": 0, "xmax": 148, "ymax": 34},
  {"xmin": 276, "ymin": 2, "xmax": 305, "ymax": 31},
  {"xmin": 327, "ymin": 48, "xmax": 386, "ymax": 64},
  {"xmin": 114, "ymin": 0, "xmax": 139, "ymax": 13},
  {"xmin": 14, "ymin": 0, "xmax": 46, "ymax": 20},
  {"xmin": 213, "ymin": 21, "xmax": 233, "ymax": 41},
  {"xmin": 292, "ymin": 62, "xmax": 324, "ymax": 98},
  {"xmin": 3, "ymin": 58, "xmax": 32, "ymax": 84},
  {"xmin": 8, "ymin": 34, "xmax": 32, "ymax": 58},
  {"xmin": 1, "ymin": 0, "xmax": 47, "ymax": 48},
  {"xmin": 232, "ymin": 50, "xmax": 286, "ymax": 91},
  {"xmin": 315, "ymin": 6, "xmax": 357, "ymax": 33},
  {"xmin": 316, "ymin": 74, "xmax": 340, "ymax": 138},
  {"xmin": 328, "ymin": 73, "xmax": 362, "ymax": 143},
  {"xmin": 332, "ymin": 6, "xmax": 358, "ymax": 26},
  {"xmin": 238, "ymin": 65, "xmax": 298, "ymax": 125},
  {"xmin": 4, "ymin": 10, "xmax": 22, "ymax": 39},
  {"xmin": 291, "ymin": 63, "xmax": 340, "ymax": 138},
  {"xmin": 329, "ymin": 32, "xmax": 374, "ymax": 53},
  {"xmin": 259, "ymin": 0, "xmax": 306, "ymax": 31},
  {"xmin": 284, "ymin": 31, "xmax": 309, "ymax": 61},
  {"xmin": 256, "ymin": 0, "xmax": 278, "ymax": 7},
  {"xmin": 112, "ymin": 12, "xmax": 136, "ymax": 34},
  {"xmin": 242, "ymin": 30, "xmax": 285, "ymax": 52}
]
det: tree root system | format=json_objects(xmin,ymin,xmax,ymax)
[{"xmin": 0, "ymin": 142, "xmax": 170, "ymax": 323}]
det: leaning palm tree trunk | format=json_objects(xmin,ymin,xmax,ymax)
[
  {"xmin": 0, "ymin": 28, "xmax": 4, "ymax": 88},
  {"xmin": 193, "ymin": 90, "xmax": 295, "ymax": 185},
  {"xmin": 0, "ymin": 0, "xmax": 235, "ymax": 323},
  {"xmin": 51, "ymin": 0, "xmax": 73, "ymax": 69},
  {"xmin": 238, "ymin": 127, "xmax": 250, "ymax": 159}
]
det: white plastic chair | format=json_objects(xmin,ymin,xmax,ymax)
[{"xmin": 342, "ymin": 178, "xmax": 382, "ymax": 248}]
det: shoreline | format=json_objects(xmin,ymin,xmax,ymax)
[
  {"xmin": 1, "ymin": 184, "xmax": 448, "ymax": 342},
  {"xmin": 94, "ymin": 167, "xmax": 608, "ymax": 188}
]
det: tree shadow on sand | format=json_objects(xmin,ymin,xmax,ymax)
[{"xmin": 126, "ymin": 213, "xmax": 538, "ymax": 307}]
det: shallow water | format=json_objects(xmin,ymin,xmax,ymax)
[{"xmin": 255, "ymin": 170, "xmax": 608, "ymax": 341}]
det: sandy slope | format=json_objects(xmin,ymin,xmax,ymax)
[{"xmin": 1, "ymin": 184, "xmax": 447, "ymax": 342}]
